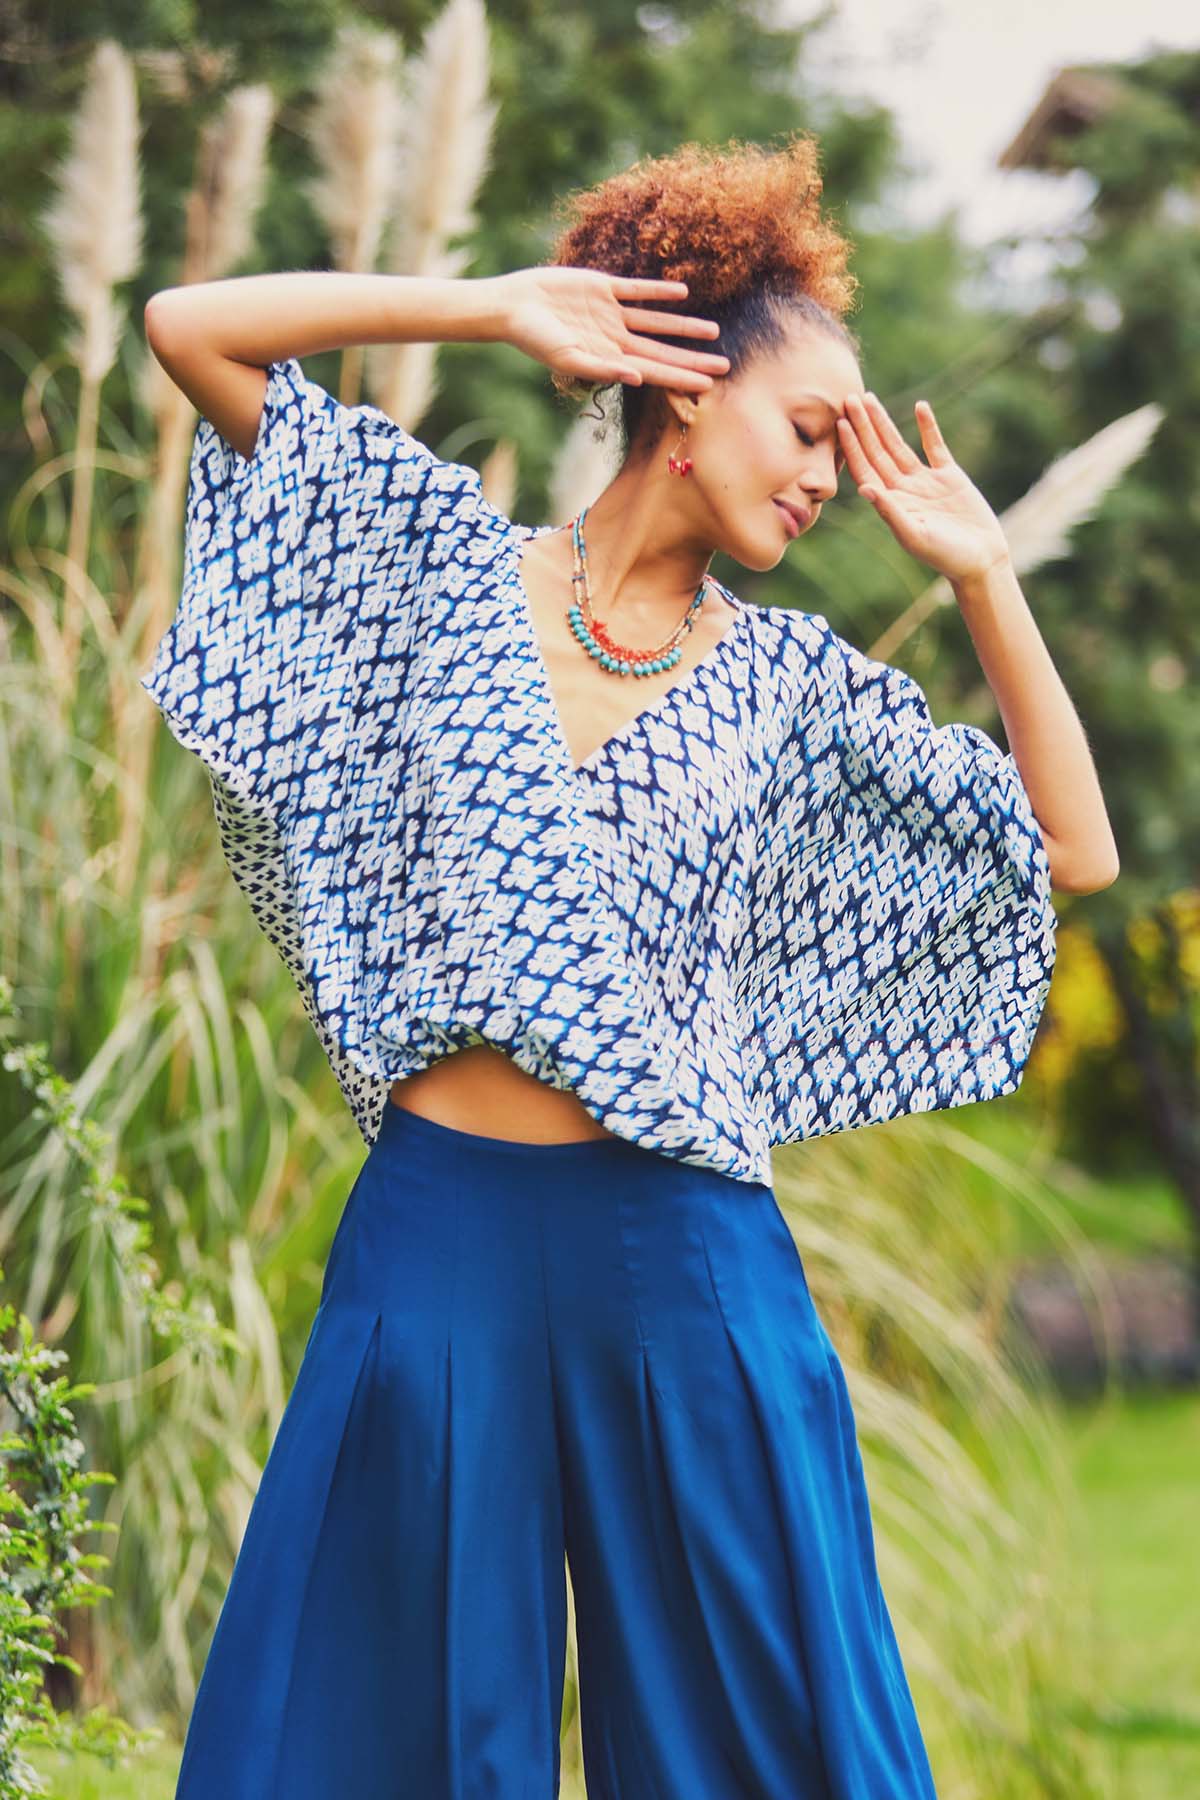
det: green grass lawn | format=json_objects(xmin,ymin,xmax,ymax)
[
  {"xmin": 1058, "ymin": 1386, "xmax": 1200, "ymax": 1800},
  {"xmin": 22, "ymin": 1738, "xmax": 179, "ymax": 1799},
  {"xmin": 982, "ymin": 1114, "xmax": 1200, "ymax": 1795}
]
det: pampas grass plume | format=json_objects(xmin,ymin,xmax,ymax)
[{"xmin": 367, "ymin": 0, "xmax": 498, "ymax": 431}]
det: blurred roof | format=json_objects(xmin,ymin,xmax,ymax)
[{"xmin": 997, "ymin": 65, "xmax": 1129, "ymax": 171}]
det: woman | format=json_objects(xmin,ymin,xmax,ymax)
[{"xmin": 142, "ymin": 134, "xmax": 1115, "ymax": 1799}]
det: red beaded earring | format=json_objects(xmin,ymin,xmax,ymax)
[{"xmin": 666, "ymin": 420, "xmax": 693, "ymax": 476}]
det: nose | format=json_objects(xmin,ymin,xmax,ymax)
[{"xmin": 808, "ymin": 448, "xmax": 841, "ymax": 507}]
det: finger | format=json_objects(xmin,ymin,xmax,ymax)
[
  {"xmin": 858, "ymin": 482, "xmax": 895, "ymax": 519},
  {"xmin": 625, "ymin": 356, "xmax": 716, "ymax": 392},
  {"xmin": 623, "ymin": 332, "xmax": 730, "ymax": 373},
  {"xmin": 611, "ymin": 277, "xmax": 691, "ymax": 300},
  {"xmin": 915, "ymin": 399, "xmax": 953, "ymax": 467},
  {"xmin": 617, "ymin": 305, "xmax": 723, "ymax": 340},
  {"xmin": 844, "ymin": 393, "xmax": 902, "ymax": 485},
  {"xmin": 565, "ymin": 351, "xmax": 645, "ymax": 387},
  {"xmin": 863, "ymin": 392, "xmax": 922, "ymax": 473},
  {"xmin": 836, "ymin": 416, "xmax": 876, "ymax": 492}
]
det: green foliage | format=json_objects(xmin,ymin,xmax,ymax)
[
  {"xmin": 0, "ymin": 1257, "xmax": 160, "ymax": 1798},
  {"xmin": 985, "ymin": 53, "xmax": 1200, "ymax": 1230},
  {"xmin": 0, "ymin": 987, "xmax": 245, "ymax": 1793},
  {"xmin": 0, "ymin": 980, "xmax": 239, "ymax": 1361},
  {"xmin": 985, "ymin": 53, "xmax": 1200, "ymax": 909}
]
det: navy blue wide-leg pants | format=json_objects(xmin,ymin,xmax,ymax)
[{"xmin": 174, "ymin": 1102, "xmax": 939, "ymax": 1799}]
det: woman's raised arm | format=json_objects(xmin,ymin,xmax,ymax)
[
  {"xmin": 143, "ymin": 272, "xmax": 513, "ymax": 461},
  {"xmin": 143, "ymin": 268, "xmax": 729, "ymax": 462}
]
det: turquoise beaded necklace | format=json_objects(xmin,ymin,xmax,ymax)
[{"xmin": 567, "ymin": 503, "xmax": 710, "ymax": 677}]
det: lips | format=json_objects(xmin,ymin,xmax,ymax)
[{"xmin": 773, "ymin": 497, "xmax": 810, "ymax": 537}]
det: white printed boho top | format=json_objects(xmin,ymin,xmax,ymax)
[{"xmin": 139, "ymin": 356, "xmax": 1058, "ymax": 1189}]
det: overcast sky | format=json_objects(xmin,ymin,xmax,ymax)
[{"xmin": 792, "ymin": 0, "xmax": 1197, "ymax": 262}]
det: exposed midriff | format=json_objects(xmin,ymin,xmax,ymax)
[{"xmin": 389, "ymin": 1044, "xmax": 621, "ymax": 1144}]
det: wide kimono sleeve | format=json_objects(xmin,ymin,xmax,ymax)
[
  {"xmin": 737, "ymin": 611, "xmax": 1058, "ymax": 1143},
  {"xmin": 138, "ymin": 354, "xmax": 476, "ymax": 823},
  {"xmin": 138, "ymin": 354, "xmax": 489, "ymax": 1148}
]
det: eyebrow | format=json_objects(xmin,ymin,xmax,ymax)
[{"xmin": 789, "ymin": 392, "xmax": 841, "ymax": 414}]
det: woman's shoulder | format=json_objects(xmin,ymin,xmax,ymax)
[
  {"xmin": 707, "ymin": 581, "xmax": 839, "ymax": 705},
  {"xmin": 708, "ymin": 579, "xmax": 832, "ymax": 650}
]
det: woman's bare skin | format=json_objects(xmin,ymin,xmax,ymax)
[{"xmin": 389, "ymin": 1045, "xmax": 616, "ymax": 1142}]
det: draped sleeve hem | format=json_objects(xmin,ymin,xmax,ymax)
[{"xmin": 738, "ymin": 610, "xmax": 1058, "ymax": 1143}]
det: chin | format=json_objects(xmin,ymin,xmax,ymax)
[
  {"xmin": 722, "ymin": 512, "xmax": 810, "ymax": 572},
  {"xmin": 737, "ymin": 527, "xmax": 791, "ymax": 572}
]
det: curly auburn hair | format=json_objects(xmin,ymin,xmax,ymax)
[{"xmin": 544, "ymin": 131, "xmax": 862, "ymax": 459}]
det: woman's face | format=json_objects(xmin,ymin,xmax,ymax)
[{"xmin": 683, "ymin": 320, "xmax": 867, "ymax": 571}]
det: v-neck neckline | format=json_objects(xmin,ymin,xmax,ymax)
[{"xmin": 506, "ymin": 521, "xmax": 746, "ymax": 780}]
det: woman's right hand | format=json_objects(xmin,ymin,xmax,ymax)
[{"xmin": 495, "ymin": 266, "xmax": 731, "ymax": 391}]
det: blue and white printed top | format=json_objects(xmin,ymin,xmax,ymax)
[{"xmin": 139, "ymin": 356, "xmax": 1057, "ymax": 1189}]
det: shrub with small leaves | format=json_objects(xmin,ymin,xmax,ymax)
[{"xmin": 0, "ymin": 1263, "xmax": 164, "ymax": 1796}]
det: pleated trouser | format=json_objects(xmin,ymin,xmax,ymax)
[{"xmin": 173, "ymin": 1100, "xmax": 940, "ymax": 1800}]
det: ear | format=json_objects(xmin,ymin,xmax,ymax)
[{"xmin": 663, "ymin": 388, "xmax": 694, "ymax": 430}]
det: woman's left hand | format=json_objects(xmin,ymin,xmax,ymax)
[{"xmin": 837, "ymin": 392, "xmax": 1012, "ymax": 584}]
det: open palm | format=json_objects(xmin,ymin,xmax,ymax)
[
  {"xmin": 838, "ymin": 392, "xmax": 1013, "ymax": 583},
  {"xmin": 498, "ymin": 265, "xmax": 731, "ymax": 392}
]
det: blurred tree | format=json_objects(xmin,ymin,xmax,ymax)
[{"xmin": 982, "ymin": 49, "xmax": 1200, "ymax": 1277}]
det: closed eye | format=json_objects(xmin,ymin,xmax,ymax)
[{"xmin": 796, "ymin": 421, "xmax": 845, "ymax": 477}]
